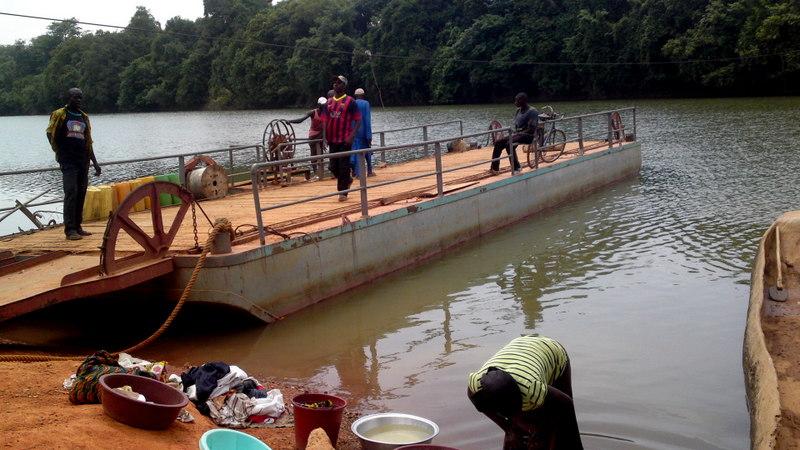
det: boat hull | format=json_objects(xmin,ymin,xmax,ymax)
[{"xmin": 744, "ymin": 211, "xmax": 800, "ymax": 449}]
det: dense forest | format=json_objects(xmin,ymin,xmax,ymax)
[{"xmin": 1, "ymin": 0, "xmax": 798, "ymax": 115}]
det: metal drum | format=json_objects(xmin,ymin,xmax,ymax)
[{"xmin": 186, "ymin": 164, "xmax": 228, "ymax": 200}]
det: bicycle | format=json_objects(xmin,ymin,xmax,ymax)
[{"xmin": 525, "ymin": 106, "xmax": 566, "ymax": 168}]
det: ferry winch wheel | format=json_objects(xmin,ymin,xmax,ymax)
[
  {"xmin": 610, "ymin": 112, "xmax": 623, "ymax": 140},
  {"xmin": 101, "ymin": 181, "xmax": 194, "ymax": 275},
  {"xmin": 262, "ymin": 119, "xmax": 296, "ymax": 161},
  {"xmin": 489, "ymin": 120, "xmax": 504, "ymax": 145}
]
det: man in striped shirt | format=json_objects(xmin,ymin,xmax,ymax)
[
  {"xmin": 468, "ymin": 336, "xmax": 583, "ymax": 449},
  {"xmin": 321, "ymin": 75, "xmax": 361, "ymax": 201}
]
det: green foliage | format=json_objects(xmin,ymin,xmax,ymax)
[{"xmin": 1, "ymin": 0, "xmax": 799, "ymax": 115}]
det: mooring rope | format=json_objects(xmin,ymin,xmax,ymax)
[{"xmin": 0, "ymin": 218, "xmax": 233, "ymax": 363}]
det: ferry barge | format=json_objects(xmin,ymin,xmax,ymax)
[{"xmin": 0, "ymin": 108, "xmax": 641, "ymax": 324}]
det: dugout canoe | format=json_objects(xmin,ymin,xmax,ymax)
[{"xmin": 743, "ymin": 211, "xmax": 800, "ymax": 449}]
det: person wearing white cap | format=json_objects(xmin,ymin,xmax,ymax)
[
  {"xmin": 286, "ymin": 96, "xmax": 328, "ymax": 179},
  {"xmin": 350, "ymin": 88, "xmax": 374, "ymax": 177}
]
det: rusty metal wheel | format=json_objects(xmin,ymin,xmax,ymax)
[
  {"xmin": 610, "ymin": 112, "xmax": 623, "ymax": 140},
  {"xmin": 101, "ymin": 181, "xmax": 193, "ymax": 275},
  {"xmin": 262, "ymin": 119, "xmax": 296, "ymax": 161},
  {"xmin": 488, "ymin": 120, "xmax": 505, "ymax": 145}
]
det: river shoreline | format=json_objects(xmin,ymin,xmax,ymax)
[{"xmin": 0, "ymin": 359, "xmax": 362, "ymax": 449}]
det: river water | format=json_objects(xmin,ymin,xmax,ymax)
[{"xmin": 3, "ymin": 97, "xmax": 800, "ymax": 448}]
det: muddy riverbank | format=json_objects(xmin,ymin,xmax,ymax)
[{"xmin": 0, "ymin": 360, "xmax": 362, "ymax": 449}]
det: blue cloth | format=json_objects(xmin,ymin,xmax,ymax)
[
  {"xmin": 352, "ymin": 98, "xmax": 373, "ymax": 175},
  {"xmin": 353, "ymin": 99, "xmax": 372, "ymax": 147}
]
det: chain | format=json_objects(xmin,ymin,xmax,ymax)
[{"xmin": 192, "ymin": 201, "xmax": 200, "ymax": 251}]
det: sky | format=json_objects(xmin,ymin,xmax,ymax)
[{"xmin": 0, "ymin": 1, "xmax": 207, "ymax": 45}]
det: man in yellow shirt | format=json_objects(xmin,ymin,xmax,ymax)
[{"xmin": 468, "ymin": 336, "xmax": 582, "ymax": 449}]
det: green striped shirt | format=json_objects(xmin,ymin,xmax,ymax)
[{"xmin": 468, "ymin": 336, "xmax": 568, "ymax": 411}]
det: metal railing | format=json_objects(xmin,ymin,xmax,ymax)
[
  {"xmin": 0, "ymin": 109, "xmax": 634, "ymax": 236},
  {"xmin": 373, "ymin": 120, "xmax": 464, "ymax": 161},
  {"xmin": 541, "ymin": 107, "xmax": 637, "ymax": 156},
  {"xmin": 269, "ymin": 120, "xmax": 464, "ymax": 180},
  {"xmin": 0, "ymin": 144, "xmax": 265, "ymax": 229},
  {"xmin": 250, "ymin": 126, "xmax": 509, "ymax": 245},
  {"xmin": 249, "ymin": 109, "xmax": 636, "ymax": 245}
]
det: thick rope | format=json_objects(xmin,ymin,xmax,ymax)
[{"xmin": 0, "ymin": 218, "xmax": 233, "ymax": 363}]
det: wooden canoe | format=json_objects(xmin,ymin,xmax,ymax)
[{"xmin": 744, "ymin": 211, "xmax": 800, "ymax": 448}]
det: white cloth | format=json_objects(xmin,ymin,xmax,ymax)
[
  {"xmin": 208, "ymin": 392, "xmax": 254, "ymax": 428},
  {"xmin": 206, "ymin": 387, "xmax": 285, "ymax": 427},
  {"xmin": 250, "ymin": 389, "xmax": 285, "ymax": 417},
  {"xmin": 117, "ymin": 352, "xmax": 151, "ymax": 370},
  {"xmin": 207, "ymin": 365, "xmax": 248, "ymax": 400}
]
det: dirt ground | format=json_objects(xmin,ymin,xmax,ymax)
[
  {"xmin": 0, "ymin": 359, "xmax": 362, "ymax": 449},
  {"xmin": 762, "ymin": 315, "xmax": 800, "ymax": 447}
]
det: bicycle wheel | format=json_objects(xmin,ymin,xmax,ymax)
[
  {"xmin": 539, "ymin": 129, "xmax": 566, "ymax": 163},
  {"xmin": 527, "ymin": 129, "xmax": 542, "ymax": 169},
  {"xmin": 521, "ymin": 142, "xmax": 536, "ymax": 169}
]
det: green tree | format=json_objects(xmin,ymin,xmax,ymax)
[
  {"xmin": 663, "ymin": 0, "xmax": 752, "ymax": 91},
  {"xmin": 737, "ymin": 0, "xmax": 800, "ymax": 92},
  {"xmin": 118, "ymin": 17, "xmax": 200, "ymax": 111},
  {"xmin": 364, "ymin": 0, "xmax": 472, "ymax": 105}
]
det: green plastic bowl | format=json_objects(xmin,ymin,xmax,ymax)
[{"xmin": 199, "ymin": 429, "xmax": 272, "ymax": 450}]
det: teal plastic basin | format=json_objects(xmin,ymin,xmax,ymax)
[{"xmin": 199, "ymin": 429, "xmax": 272, "ymax": 450}]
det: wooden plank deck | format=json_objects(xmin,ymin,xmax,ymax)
[{"xmin": 0, "ymin": 141, "xmax": 613, "ymax": 257}]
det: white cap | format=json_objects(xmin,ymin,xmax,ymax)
[
  {"xmin": 354, "ymin": 88, "xmax": 365, "ymax": 96},
  {"xmin": 317, "ymin": 97, "xmax": 327, "ymax": 105}
]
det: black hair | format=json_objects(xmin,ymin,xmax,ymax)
[{"xmin": 471, "ymin": 368, "xmax": 522, "ymax": 417}]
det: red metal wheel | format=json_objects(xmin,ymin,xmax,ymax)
[
  {"xmin": 489, "ymin": 120, "xmax": 505, "ymax": 144},
  {"xmin": 262, "ymin": 119, "xmax": 296, "ymax": 161},
  {"xmin": 101, "ymin": 181, "xmax": 193, "ymax": 275},
  {"xmin": 610, "ymin": 112, "xmax": 623, "ymax": 140}
]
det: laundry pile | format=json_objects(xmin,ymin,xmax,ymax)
[
  {"xmin": 181, "ymin": 361, "xmax": 285, "ymax": 428},
  {"xmin": 64, "ymin": 350, "xmax": 167, "ymax": 405},
  {"xmin": 64, "ymin": 352, "xmax": 285, "ymax": 430}
]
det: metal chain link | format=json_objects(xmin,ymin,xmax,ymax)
[{"xmin": 191, "ymin": 201, "xmax": 199, "ymax": 250}]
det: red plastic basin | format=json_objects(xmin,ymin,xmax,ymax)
[{"xmin": 99, "ymin": 373, "xmax": 188, "ymax": 430}]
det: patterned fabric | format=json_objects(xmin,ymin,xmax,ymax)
[
  {"xmin": 68, "ymin": 350, "xmax": 153, "ymax": 405},
  {"xmin": 468, "ymin": 336, "xmax": 568, "ymax": 411},
  {"xmin": 321, "ymin": 95, "xmax": 361, "ymax": 143}
]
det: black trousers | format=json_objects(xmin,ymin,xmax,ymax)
[
  {"xmin": 62, "ymin": 164, "xmax": 89, "ymax": 235},
  {"xmin": 491, "ymin": 134, "xmax": 532, "ymax": 171},
  {"xmin": 328, "ymin": 142, "xmax": 353, "ymax": 193}
]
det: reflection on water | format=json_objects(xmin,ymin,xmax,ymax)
[{"xmin": 3, "ymin": 97, "xmax": 800, "ymax": 448}]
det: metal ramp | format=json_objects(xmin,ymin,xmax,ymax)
[
  {"xmin": 0, "ymin": 251, "xmax": 174, "ymax": 321},
  {"xmin": 0, "ymin": 181, "xmax": 196, "ymax": 322}
]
